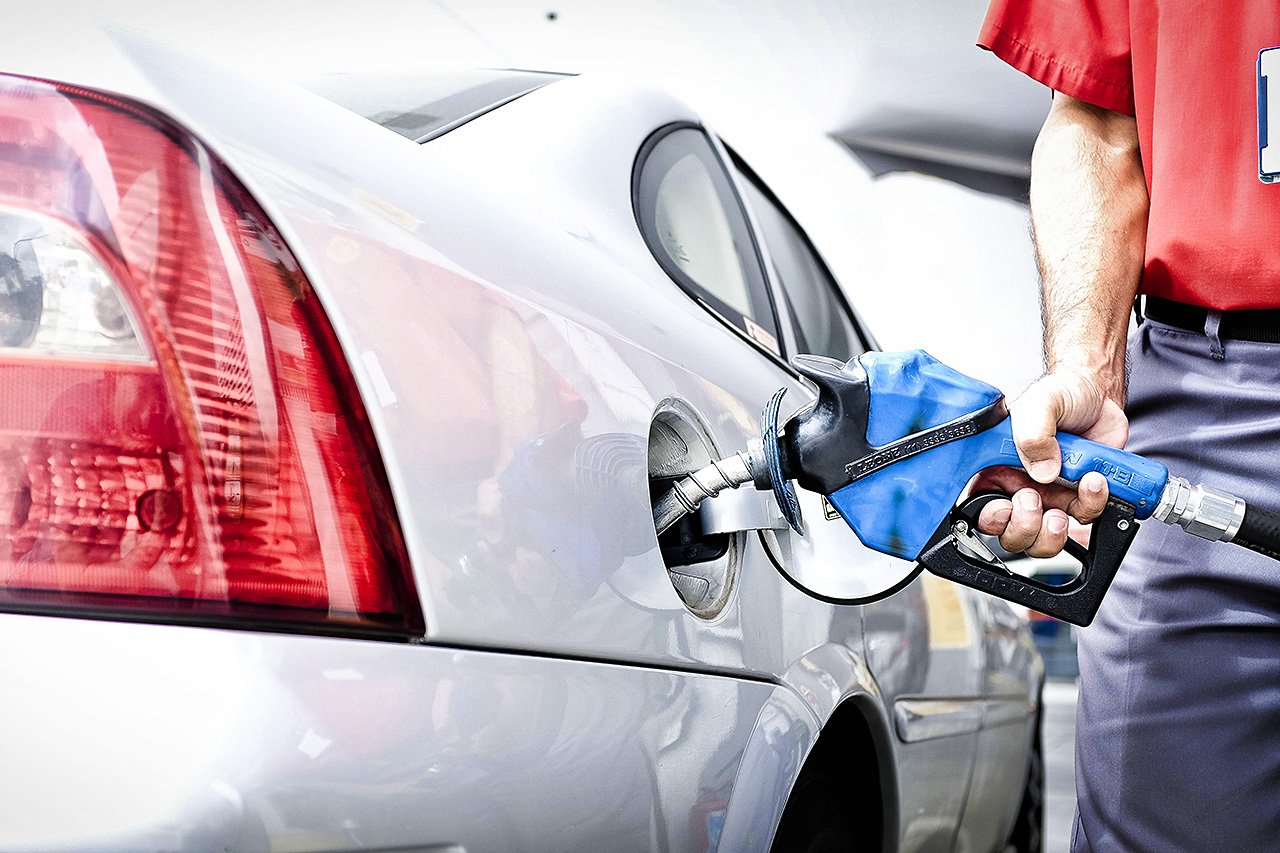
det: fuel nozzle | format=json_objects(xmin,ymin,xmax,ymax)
[{"xmin": 650, "ymin": 351, "xmax": 1005, "ymax": 540}]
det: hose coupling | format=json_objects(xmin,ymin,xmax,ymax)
[{"xmin": 1153, "ymin": 476, "xmax": 1246, "ymax": 543}]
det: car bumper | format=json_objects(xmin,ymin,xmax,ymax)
[{"xmin": 0, "ymin": 614, "xmax": 814, "ymax": 853}]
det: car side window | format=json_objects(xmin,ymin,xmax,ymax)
[
  {"xmin": 731, "ymin": 159, "xmax": 865, "ymax": 363},
  {"xmin": 634, "ymin": 126, "xmax": 781, "ymax": 356}
]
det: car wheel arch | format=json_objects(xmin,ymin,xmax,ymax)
[{"xmin": 768, "ymin": 691, "xmax": 901, "ymax": 853}]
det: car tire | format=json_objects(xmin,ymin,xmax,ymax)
[{"xmin": 1006, "ymin": 707, "xmax": 1045, "ymax": 853}]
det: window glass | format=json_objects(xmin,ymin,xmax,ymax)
[
  {"xmin": 654, "ymin": 153, "xmax": 753, "ymax": 317},
  {"xmin": 635, "ymin": 127, "xmax": 780, "ymax": 355},
  {"xmin": 734, "ymin": 168, "xmax": 863, "ymax": 362}
]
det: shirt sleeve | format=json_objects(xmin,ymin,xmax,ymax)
[{"xmin": 978, "ymin": 0, "xmax": 1134, "ymax": 115}]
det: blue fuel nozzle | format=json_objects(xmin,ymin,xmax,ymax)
[{"xmin": 762, "ymin": 350, "xmax": 1169, "ymax": 625}]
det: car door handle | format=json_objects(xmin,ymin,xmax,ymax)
[{"xmin": 698, "ymin": 488, "xmax": 789, "ymax": 534}]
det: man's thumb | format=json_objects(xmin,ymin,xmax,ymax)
[{"xmin": 1011, "ymin": 383, "xmax": 1065, "ymax": 484}]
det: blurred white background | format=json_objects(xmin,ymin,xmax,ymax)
[{"xmin": 35, "ymin": 0, "xmax": 1053, "ymax": 395}]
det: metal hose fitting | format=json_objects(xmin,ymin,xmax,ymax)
[
  {"xmin": 652, "ymin": 442, "xmax": 768, "ymax": 536},
  {"xmin": 1152, "ymin": 476, "xmax": 1246, "ymax": 542}
]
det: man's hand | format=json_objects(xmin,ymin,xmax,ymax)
[
  {"xmin": 1008, "ymin": 369, "xmax": 1129, "ymax": 480},
  {"xmin": 975, "ymin": 368, "xmax": 1127, "ymax": 556},
  {"xmin": 973, "ymin": 92, "xmax": 1147, "ymax": 558}
]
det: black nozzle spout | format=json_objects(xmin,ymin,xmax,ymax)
[{"xmin": 779, "ymin": 355, "xmax": 874, "ymax": 497}]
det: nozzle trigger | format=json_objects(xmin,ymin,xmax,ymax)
[{"xmin": 917, "ymin": 492, "xmax": 1139, "ymax": 627}]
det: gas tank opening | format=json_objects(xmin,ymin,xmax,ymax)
[{"xmin": 647, "ymin": 402, "xmax": 738, "ymax": 619}]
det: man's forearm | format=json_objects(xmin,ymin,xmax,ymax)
[{"xmin": 1029, "ymin": 94, "xmax": 1148, "ymax": 405}]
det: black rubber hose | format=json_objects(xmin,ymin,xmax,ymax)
[{"xmin": 1233, "ymin": 504, "xmax": 1280, "ymax": 563}]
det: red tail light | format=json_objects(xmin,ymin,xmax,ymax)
[{"xmin": 0, "ymin": 75, "xmax": 423, "ymax": 637}]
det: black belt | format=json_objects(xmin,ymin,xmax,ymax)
[{"xmin": 1144, "ymin": 296, "xmax": 1280, "ymax": 343}]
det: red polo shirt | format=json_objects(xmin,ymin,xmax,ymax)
[{"xmin": 980, "ymin": 1, "xmax": 1280, "ymax": 310}]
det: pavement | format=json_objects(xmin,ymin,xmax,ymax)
[{"xmin": 1043, "ymin": 679, "xmax": 1078, "ymax": 853}]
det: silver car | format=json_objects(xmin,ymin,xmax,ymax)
[{"xmin": 0, "ymin": 25, "xmax": 1042, "ymax": 853}]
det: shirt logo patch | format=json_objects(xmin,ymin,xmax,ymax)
[{"xmin": 1257, "ymin": 47, "xmax": 1280, "ymax": 182}]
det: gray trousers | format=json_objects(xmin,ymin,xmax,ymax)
[{"xmin": 1072, "ymin": 317, "xmax": 1280, "ymax": 851}]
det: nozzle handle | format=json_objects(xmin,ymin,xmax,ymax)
[{"xmin": 1051, "ymin": 432, "xmax": 1168, "ymax": 520}]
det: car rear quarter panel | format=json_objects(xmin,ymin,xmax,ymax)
[{"xmin": 88, "ymin": 34, "xmax": 874, "ymax": 683}]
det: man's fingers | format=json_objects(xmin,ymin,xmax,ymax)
[
  {"xmin": 996, "ymin": 489, "xmax": 1070, "ymax": 557},
  {"xmin": 1065, "ymin": 471, "xmax": 1109, "ymax": 523},
  {"xmin": 969, "ymin": 466, "xmax": 1111, "ymax": 560},
  {"xmin": 976, "ymin": 498, "xmax": 1013, "ymax": 535},
  {"xmin": 1026, "ymin": 509, "xmax": 1071, "ymax": 558},
  {"xmin": 999, "ymin": 488, "xmax": 1045, "ymax": 552}
]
